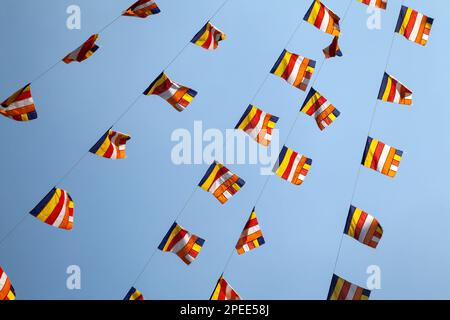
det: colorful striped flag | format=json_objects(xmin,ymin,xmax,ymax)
[
  {"xmin": 124, "ymin": 287, "xmax": 144, "ymax": 300},
  {"xmin": 362, "ymin": 137, "xmax": 403, "ymax": 178},
  {"xmin": 198, "ymin": 162, "xmax": 245, "ymax": 204},
  {"xmin": 304, "ymin": 0, "xmax": 341, "ymax": 36},
  {"xmin": 89, "ymin": 129, "xmax": 131, "ymax": 159},
  {"xmin": 235, "ymin": 208, "xmax": 265, "ymax": 255},
  {"xmin": 1, "ymin": 84, "xmax": 37, "ymax": 121},
  {"xmin": 378, "ymin": 72, "xmax": 412, "ymax": 105},
  {"xmin": 29, "ymin": 188, "xmax": 74, "ymax": 230},
  {"xmin": 0, "ymin": 267, "xmax": 15, "ymax": 301},
  {"xmin": 327, "ymin": 274, "xmax": 371, "ymax": 300},
  {"xmin": 158, "ymin": 222, "xmax": 205, "ymax": 265},
  {"xmin": 210, "ymin": 276, "xmax": 241, "ymax": 300},
  {"xmin": 300, "ymin": 88, "xmax": 340, "ymax": 131},
  {"xmin": 63, "ymin": 34, "xmax": 100, "ymax": 64},
  {"xmin": 143, "ymin": 72, "xmax": 197, "ymax": 112},
  {"xmin": 323, "ymin": 36, "xmax": 342, "ymax": 59},
  {"xmin": 191, "ymin": 22, "xmax": 226, "ymax": 50},
  {"xmin": 344, "ymin": 206, "xmax": 383, "ymax": 248},
  {"xmin": 235, "ymin": 105, "xmax": 279, "ymax": 146},
  {"xmin": 123, "ymin": 0, "xmax": 161, "ymax": 18},
  {"xmin": 270, "ymin": 49, "xmax": 316, "ymax": 91},
  {"xmin": 357, "ymin": 0, "xmax": 387, "ymax": 10},
  {"xmin": 272, "ymin": 146, "xmax": 312, "ymax": 185},
  {"xmin": 395, "ymin": 6, "xmax": 433, "ymax": 46}
]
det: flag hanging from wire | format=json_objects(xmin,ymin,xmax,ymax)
[
  {"xmin": 303, "ymin": 0, "xmax": 341, "ymax": 36},
  {"xmin": 270, "ymin": 49, "xmax": 316, "ymax": 91},
  {"xmin": 89, "ymin": 129, "xmax": 131, "ymax": 159},
  {"xmin": 29, "ymin": 188, "xmax": 74, "ymax": 230},
  {"xmin": 122, "ymin": 0, "xmax": 161, "ymax": 18},
  {"xmin": 191, "ymin": 22, "xmax": 226, "ymax": 50},
  {"xmin": 395, "ymin": 6, "xmax": 433, "ymax": 46},
  {"xmin": 327, "ymin": 274, "xmax": 371, "ymax": 300},
  {"xmin": 63, "ymin": 34, "xmax": 100, "ymax": 64},
  {"xmin": 300, "ymin": 88, "xmax": 340, "ymax": 131},
  {"xmin": 378, "ymin": 72, "xmax": 412, "ymax": 105},
  {"xmin": 272, "ymin": 146, "xmax": 312, "ymax": 185},
  {"xmin": 143, "ymin": 72, "xmax": 197, "ymax": 112},
  {"xmin": 1, "ymin": 84, "xmax": 37, "ymax": 121},
  {"xmin": 357, "ymin": 0, "xmax": 387, "ymax": 10},
  {"xmin": 198, "ymin": 161, "xmax": 245, "ymax": 204},
  {"xmin": 235, "ymin": 207, "xmax": 265, "ymax": 255},
  {"xmin": 235, "ymin": 105, "xmax": 279, "ymax": 146},
  {"xmin": 361, "ymin": 137, "xmax": 403, "ymax": 178},
  {"xmin": 123, "ymin": 287, "xmax": 144, "ymax": 300},
  {"xmin": 344, "ymin": 206, "xmax": 383, "ymax": 248},
  {"xmin": 323, "ymin": 36, "xmax": 342, "ymax": 59},
  {"xmin": 210, "ymin": 276, "xmax": 242, "ymax": 300},
  {"xmin": 158, "ymin": 222, "xmax": 205, "ymax": 265},
  {"xmin": 0, "ymin": 266, "xmax": 16, "ymax": 301}
]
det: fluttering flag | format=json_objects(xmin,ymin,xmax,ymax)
[
  {"xmin": 378, "ymin": 72, "xmax": 412, "ymax": 105},
  {"xmin": 210, "ymin": 276, "xmax": 241, "ymax": 300},
  {"xmin": 1, "ymin": 84, "xmax": 37, "ymax": 121},
  {"xmin": 158, "ymin": 222, "xmax": 205, "ymax": 265},
  {"xmin": 124, "ymin": 287, "xmax": 144, "ymax": 300},
  {"xmin": 344, "ymin": 206, "xmax": 383, "ymax": 248},
  {"xmin": 191, "ymin": 22, "xmax": 226, "ymax": 50},
  {"xmin": 143, "ymin": 72, "xmax": 197, "ymax": 112},
  {"xmin": 327, "ymin": 274, "xmax": 370, "ymax": 300},
  {"xmin": 122, "ymin": 0, "xmax": 161, "ymax": 18},
  {"xmin": 272, "ymin": 146, "xmax": 312, "ymax": 185},
  {"xmin": 198, "ymin": 161, "xmax": 245, "ymax": 204},
  {"xmin": 235, "ymin": 207, "xmax": 265, "ymax": 255},
  {"xmin": 323, "ymin": 36, "xmax": 342, "ymax": 59},
  {"xmin": 300, "ymin": 88, "xmax": 340, "ymax": 131},
  {"xmin": 270, "ymin": 49, "xmax": 316, "ymax": 91},
  {"xmin": 395, "ymin": 6, "xmax": 433, "ymax": 46},
  {"xmin": 89, "ymin": 129, "xmax": 131, "ymax": 159},
  {"xmin": 357, "ymin": 0, "xmax": 387, "ymax": 10},
  {"xmin": 29, "ymin": 188, "xmax": 74, "ymax": 230},
  {"xmin": 361, "ymin": 137, "xmax": 403, "ymax": 178},
  {"xmin": 304, "ymin": 0, "xmax": 341, "ymax": 37},
  {"xmin": 0, "ymin": 266, "xmax": 16, "ymax": 301},
  {"xmin": 235, "ymin": 105, "xmax": 279, "ymax": 146},
  {"xmin": 62, "ymin": 34, "xmax": 100, "ymax": 64}
]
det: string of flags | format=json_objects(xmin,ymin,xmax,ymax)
[{"xmin": 0, "ymin": 0, "xmax": 435, "ymax": 300}]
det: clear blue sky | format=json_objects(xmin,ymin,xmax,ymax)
[{"xmin": 0, "ymin": 0, "xmax": 449, "ymax": 300}]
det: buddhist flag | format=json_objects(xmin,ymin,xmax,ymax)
[
  {"xmin": 1, "ymin": 84, "xmax": 37, "ymax": 121},
  {"xmin": 29, "ymin": 188, "xmax": 74, "ymax": 230},
  {"xmin": 344, "ymin": 206, "xmax": 383, "ymax": 248},
  {"xmin": 378, "ymin": 72, "xmax": 412, "ymax": 105},
  {"xmin": 63, "ymin": 34, "xmax": 100, "ymax": 64},
  {"xmin": 198, "ymin": 162, "xmax": 245, "ymax": 204},
  {"xmin": 235, "ymin": 105, "xmax": 279, "ymax": 146},
  {"xmin": 361, "ymin": 137, "xmax": 403, "ymax": 178},
  {"xmin": 327, "ymin": 274, "xmax": 370, "ymax": 300},
  {"xmin": 323, "ymin": 36, "xmax": 342, "ymax": 59},
  {"xmin": 300, "ymin": 88, "xmax": 340, "ymax": 131},
  {"xmin": 395, "ymin": 6, "xmax": 433, "ymax": 46},
  {"xmin": 89, "ymin": 129, "xmax": 131, "ymax": 159},
  {"xmin": 143, "ymin": 72, "xmax": 197, "ymax": 112},
  {"xmin": 191, "ymin": 22, "xmax": 226, "ymax": 50},
  {"xmin": 210, "ymin": 276, "xmax": 241, "ymax": 300},
  {"xmin": 357, "ymin": 0, "xmax": 387, "ymax": 10},
  {"xmin": 235, "ymin": 208, "xmax": 265, "ymax": 255},
  {"xmin": 270, "ymin": 49, "xmax": 316, "ymax": 91},
  {"xmin": 124, "ymin": 287, "xmax": 144, "ymax": 300},
  {"xmin": 158, "ymin": 222, "xmax": 205, "ymax": 265},
  {"xmin": 272, "ymin": 146, "xmax": 312, "ymax": 185},
  {"xmin": 123, "ymin": 0, "xmax": 161, "ymax": 18},
  {"xmin": 304, "ymin": 0, "xmax": 340, "ymax": 36},
  {"xmin": 0, "ymin": 267, "xmax": 16, "ymax": 301}
]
